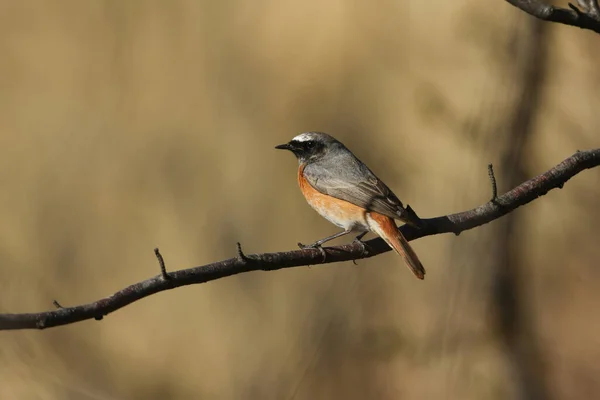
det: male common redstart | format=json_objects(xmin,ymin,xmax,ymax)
[{"xmin": 276, "ymin": 132, "xmax": 425, "ymax": 279}]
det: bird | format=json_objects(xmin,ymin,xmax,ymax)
[{"xmin": 275, "ymin": 131, "xmax": 425, "ymax": 279}]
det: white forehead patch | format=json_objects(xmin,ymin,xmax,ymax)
[{"xmin": 292, "ymin": 133, "xmax": 315, "ymax": 142}]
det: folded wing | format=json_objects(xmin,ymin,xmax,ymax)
[{"xmin": 303, "ymin": 154, "xmax": 421, "ymax": 227}]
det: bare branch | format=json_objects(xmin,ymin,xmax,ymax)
[
  {"xmin": 505, "ymin": 0, "xmax": 600, "ymax": 34},
  {"xmin": 0, "ymin": 149, "xmax": 598, "ymax": 331}
]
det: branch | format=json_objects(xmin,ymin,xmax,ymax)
[
  {"xmin": 1, "ymin": 149, "xmax": 599, "ymax": 331},
  {"xmin": 505, "ymin": 0, "xmax": 600, "ymax": 34}
]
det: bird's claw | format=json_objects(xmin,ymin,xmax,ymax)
[
  {"xmin": 353, "ymin": 238, "xmax": 370, "ymax": 257},
  {"xmin": 298, "ymin": 242, "xmax": 327, "ymax": 261}
]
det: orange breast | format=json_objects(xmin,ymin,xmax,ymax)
[{"xmin": 298, "ymin": 164, "xmax": 369, "ymax": 231}]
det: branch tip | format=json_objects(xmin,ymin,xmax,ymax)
[
  {"xmin": 52, "ymin": 300, "xmax": 63, "ymax": 309},
  {"xmin": 154, "ymin": 247, "xmax": 170, "ymax": 280}
]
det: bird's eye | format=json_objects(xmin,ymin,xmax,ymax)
[{"xmin": 306, "ymin": 141, "xmax": 316, "ymax": 149}]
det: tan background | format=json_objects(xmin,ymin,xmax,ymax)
[{"xmin": 1, "ymin": 1, "xmax": 599, "ymax": 399}]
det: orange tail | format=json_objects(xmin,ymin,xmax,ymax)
[{"xmin": 368, "ymin": 213, "xmax": 426, "ymax": 280}]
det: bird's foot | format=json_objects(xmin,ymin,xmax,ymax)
[
  {"xmin": 352, "ymin": 237, "xmax": 370, "ymax": 257},
  {"xmin": 298, "ymin": 241, "xmax": 327, "ymax": 261}
]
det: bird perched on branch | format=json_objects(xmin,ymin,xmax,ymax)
[{"xmin": 276, "ymin": 132, "xmax": 425, "ymax": 279}]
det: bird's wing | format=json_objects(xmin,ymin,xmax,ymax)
[{"xmin": 303, "ymin": 157, "xmax": 420, "ymax": 226}]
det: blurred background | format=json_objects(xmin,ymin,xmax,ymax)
[{"xmin": 0, "ymin": 1, "xmax": 599, "ymax": 399}]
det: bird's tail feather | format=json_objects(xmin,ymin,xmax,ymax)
[{"xmin": 368, "ymin": 213, "xmax": 426, "ymax": 280}]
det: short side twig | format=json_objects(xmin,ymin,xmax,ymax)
[
  {"xmin": 236, "ymin": 242, "xmax": 250, "ymax": 263},
  {"xmin": 154, "ymin": 248, "xmax": 170, "ymax": 280},
  {"xmin": 488, "ymin": 163, "xmax": 498, "ymax": 201}
]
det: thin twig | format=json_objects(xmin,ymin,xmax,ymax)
[
  {"xmin": 154, "ymin": 248, "xmax": 170, "ymax": 280},
  {"xmin": 488, "ymin": 163, "xmax": 498, "ymax": 201},
  {"xmin": 236, "ymin": 242, "xmax": 250, "ymax": 263},
  {"xmin": 1, "ymin": 149, "xmax": 599, "ymax": 330}
]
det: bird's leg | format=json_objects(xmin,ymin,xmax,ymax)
[
  {"xmin": 354, "ymin": 231, "xmax": 368, "ymax": 241},
  {"xmin": 298, "ymin": 229, "xmax": 353, "ymax": 261},
  {"xmin": 298, "ymin": 229, "xmax": 353, "ymax": 248}
]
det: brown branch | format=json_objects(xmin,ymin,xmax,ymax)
[
  {"xmin": 0, "ymin": 149, "xmax": 599, "ymax": 331},
  {"xmin": 505, "ymin": 0, "xmax": 600, "ymax": 34}
]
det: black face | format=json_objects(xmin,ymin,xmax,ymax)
[{"xmin": 275, "ymin": 139, "xmax": 326, "ymax": 162}]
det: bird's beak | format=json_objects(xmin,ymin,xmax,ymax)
[{"xmin": 275, "ymin": 142, "xmax": 292, "ymax": 151}]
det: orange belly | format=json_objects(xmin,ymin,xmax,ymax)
[{"xmin": 298, "ymin": 164, "xmax": 369, "ymax": 231}]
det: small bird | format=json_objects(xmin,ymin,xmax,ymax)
[{"xmin": 275, "ymin": 132, "xmax": 425, "ymax": 279}]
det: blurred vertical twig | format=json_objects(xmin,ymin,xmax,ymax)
[{"xmin": 490, "ymin": 17, "xmax": 551, "ymax": 400}]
